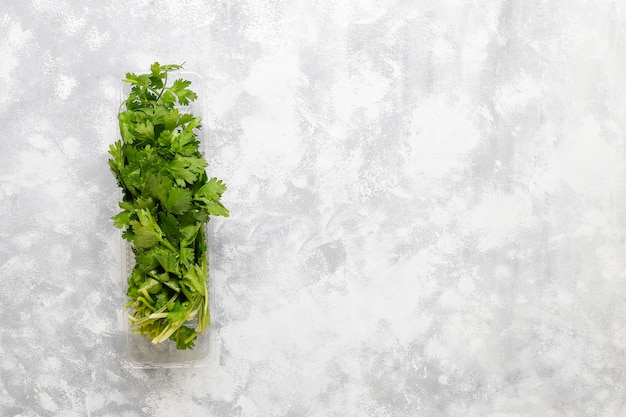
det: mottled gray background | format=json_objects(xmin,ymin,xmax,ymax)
[{"xmin": 1, "ymin": 0, "xmax": 626, "ymax": 416}]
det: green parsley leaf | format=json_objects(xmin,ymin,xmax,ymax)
[
  {"xmin": 170, "ymin": 79, "xmax": 198, "ymax": 105},
  {"xmin": 155, "ymin": 250, "xmax": 180, "ymax": 275},
  {"xmin": 164, "ymin": 187, "xmax": 192, "ymax": 215},
  {"xmin": 111, "ymin": 210, "xmax": 132, "ymax": 229},
  {"xmin": 169, "ymin": 326, "xmax": 197, "ymax": 350},
  {"xmin": 195, "ymin": 177, "xmax": 227, "ymax": 201}
]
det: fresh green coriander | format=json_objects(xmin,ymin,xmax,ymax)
[{"xmin": 109, "ymin": 62, "xmax": 229, "ymax": 350}]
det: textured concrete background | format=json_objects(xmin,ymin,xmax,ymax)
[{"xmin": 1, "ymin": 0, "xmax": 626, "ymax": 416}]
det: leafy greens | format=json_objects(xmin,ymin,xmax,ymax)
[{"xmin": 109, "ymin": 62, "xmax": 228, "ymax": 350}]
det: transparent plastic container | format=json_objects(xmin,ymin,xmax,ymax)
[{"xmin": 116, "ymin": 70, "xmax": 216, "ymax": 368}]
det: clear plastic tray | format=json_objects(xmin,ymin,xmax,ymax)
[{"xmin": 116, "ymin": 70, "xmax": 216, "ymax": 368}]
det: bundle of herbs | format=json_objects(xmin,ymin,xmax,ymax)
[{"xmin": 109, "ymin": 63, "xmax": 228, "ymax": 350}]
